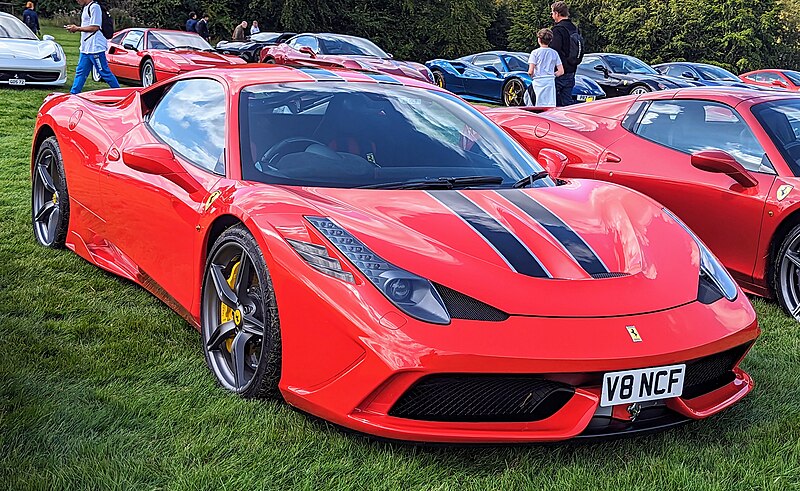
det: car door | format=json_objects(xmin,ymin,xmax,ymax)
[
  {"xmin": 595, "ymin": 98, "xmax": 775, "ymax": 283},
  {"xmin": 98, "ymin": 78, "xmax": 225, "ymax": 311},
  {"xmin": 467, "ymin": 54, "xmax": 505, "ymax": 100},
  {"xmin": 577, "ymin": 56, "xmax": 625, "ymax": 96},
  {"xmin": 109, "ymin": 29, "xmax": 144, "ymax": 81}
]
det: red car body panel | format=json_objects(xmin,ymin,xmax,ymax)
[
  {"xmin": 486, "ymin": 89, "xmax": 800, "ymax": 298},
  {"xmin": 105, "ymin": 28, "xmax": 245, "ymax": 85},
  {"xmin": 740, "ymin": 69, "xmax": 799, "ymax": 91},
  {"xmin": 32, "ymin": 68, "xmax": 758, "ymax": 442}
]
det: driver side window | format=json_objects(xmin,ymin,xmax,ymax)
[
  {"xmin": 122, "ymin": 30, "xmax": 143, "ymax": 48},
  {"xmin": 146, "ymin": 79, "xmax": 227, "ymax": 175},
  {"xmin": 290, "ymin": 35, "xmax": 320, "ymax": 53}
]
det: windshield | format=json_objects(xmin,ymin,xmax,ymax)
[
  {"xmin": 695, "ymin": 65, "xmax": 739, "ymax": 81},
  {"xmin": 752, "ymin": 99, "xmax": 800, "ymax": 176},
  {"xmin": 0, "ymin": 16, "xmax": 36, "ymax": 40},
  {"xmin": 318, "ymin": 35, "xmax": 388, "ymax": 57},
  {"xmin": 251, "ymin": 32, "xmax": 281, "ymax": 43},
  {"xmin": 783, "ymin": 71, "xmax": 800, "ymax": 86},
  {"xmin": 239, "ymin": 83, "xmax": 549, "ymax": 188},
  {"xmin": 150, "ymin": 31, "xmax": 211, "ymax": 50},
  {"xmin": 605, "ymin": 55, "xmax": 657, "ymax": 74},
  {"xmin": 506, "ymin": 53, "xmax": 530, "ymax": 72}
]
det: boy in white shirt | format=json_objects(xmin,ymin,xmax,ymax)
[{"xmin": 526, "ymin": 29, "xmax": 564, "ymax": 107}]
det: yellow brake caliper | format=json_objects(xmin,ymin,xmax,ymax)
[{"xmin": 220, "ymin": 261, "xmax": 241, "ymax": 353}]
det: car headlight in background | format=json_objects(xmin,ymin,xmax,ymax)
[
  {"xmin": 663, "ymin": 208, "xmax": 738, "ymax": 302},
  {"xmin": 657, "ymin": 82, "xmax": 668, "ymax": 90},
  {"xmin": 301, "ymin": 216, "xmax": 450, "ymax": 324}
]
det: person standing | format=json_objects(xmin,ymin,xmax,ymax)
[
  {"xmin": 232, "ymin": 21, "xmax": 247, "ymax": 41},
  {"xmin": 250, "ymin": 20, "xmax": 260, "ymax": 35},
  {"xmin": 185, "ymin": 11, "xmax": 197, "ymax": 32},
  {"xmin": 22, "ymin": 2, "xmax": 39, "ymax": 36},
  {"xmin": 549, "ymin": 1, "xmax": 583, "ymax": 106},
  {"xmin": 65, "ymin": 0, "xmax": 120, "ymax": 94},
  {"xmin": 196, "ymin": 14, "xmax": 210, "ymax": 41},
  {"xmin": 526, "ymin": 29, "xmax": 564, "ymax": 107}
]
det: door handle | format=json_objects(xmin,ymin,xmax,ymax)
[{"xmin": 602, "ymin": 151, "xmax": 622, "ymax": 163}]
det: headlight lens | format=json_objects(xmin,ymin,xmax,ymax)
[
  {"xmin": 48, "ymin": 45, "xmax": 62, "ymax": 62},
  {"xmin": 663, "ymin": 208, "xmax": 738, "ymax": 301},
  {"xmin": 305, "ymin": 216, "xmax": 450, "ymax": 324}
]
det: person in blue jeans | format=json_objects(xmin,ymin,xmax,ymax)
[{"xmin": 65, "ymin": 0, "xmax": 119, "ymax": 94}]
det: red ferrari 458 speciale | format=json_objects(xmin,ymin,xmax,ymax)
[
  {"xmin": 31, "ymin": 66, "xmax": 758, "ymax": 443},
  {"xmin": 486, "ymin": 88, "xmax": 800, "ymax": 320}
]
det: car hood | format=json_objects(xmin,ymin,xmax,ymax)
[
  {"xmin": 171, "ymin": 49, "xmax": 243, "ymax": 66},
  {"xmin": 252, "ymin": 180, "xmax": 706, "ymax": 317},
  {"xmin": 338, "ymin": 56, "xmax": 429, "ymax": 82},
  {"xmin": 0, "ymin": 38, "xmax": 57, "ymax": 60}
]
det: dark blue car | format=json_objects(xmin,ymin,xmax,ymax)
[
  {"xmin": 426, "ymin": 51, "xmax": 605, "ymax": 106},
  {"xmin": 653, "ymin": 62, "xmax": 754, "ymax": 88}
]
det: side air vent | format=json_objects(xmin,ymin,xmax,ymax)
[
  {"xmin": 433, "ymin": 284, "xmax": 509, "ymax": 321},
  {"xmin": 590, "ymin": 272, "xmax": 630, "ymax": 279}
]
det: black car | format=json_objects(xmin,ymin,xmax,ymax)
[
  {"xmin": 215, "ymin": 32, "xmax": 295, "ymax": 62},
  {"xmin": 653, "ymin": 62, "xmax": 755, "ymax": 89},
  {"xmin": 577, "ymin": 53, "xmax": 701, "ymax": 97}
]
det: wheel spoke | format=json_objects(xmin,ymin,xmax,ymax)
[
  {"xmin": 234, "ymin": 248, "xmax": 253, "ymax": 298},
  {"xmin": 786, "ymin": 251, "xmax": 800, "ymax": 268},
  {"xmin": 230, "ymin": 331, "xmax": 253, "ymax": 388},
  {"xmin": 34, "ymin": 200, "xmax": 55, "ymax": 223},
  {"xmin": 210, "ymin": 264, "xmax": 238, "ymax": 309},
  {"xmin": 206, "ymin": 320, "xmax": 236, "ymax": 350},
  {"xmin": 242, "ymin": 314, "xmax": 264, "ymax": 339},
  {"xmin": 37, "ymin": 163, "xmax": 56, "ymax": 193},
  {"xmin": 46, "ymin": 207, "xmax": 60, "ymax": 240},
  {"xmin": 792, "ymin": 302, "xmax": 800, "ymax": 317}
]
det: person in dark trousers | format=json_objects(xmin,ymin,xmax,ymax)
[
  {"xmin": 22, "ymin": 2, "xmax": 40, "ymax": 36},
  {"xmin": 196, "ymin": 14, "xmax": 210, "ymax": 41},
  {"xmin": 549, "ymin": 1, "xmax": 580, "ymax": 106},
  {"xmin": 185, "ymin": 12, "xmax": 197, "ymax": 32}
]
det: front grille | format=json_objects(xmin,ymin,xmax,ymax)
[
  {"xmin": 389, "ymin": 375, "xmax": 574, "ymax": 422},
  {"xmin": 0, "ymin": 71, "xmax": 61, "ymax": 82},
  {"xmin": 682, "ymin": 342, "xmax": 751, "ymax": 399},
  {"xmin": 590, "ymin": 272, "xmax": 629, "ymax": 279},
  {"xmin": 434, "ymin": 284, "xmax": 509, "ymax": 321}
]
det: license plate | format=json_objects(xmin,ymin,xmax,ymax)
[
  {"xmin": 600, "ymin": 364, "xmax": 685, "ymax": 407},
  {"xmin": 8, "ymin": 78, "xmax": 25, "ymax": 86},
  {"xmin": 584, "ymin": 96, "xmax": 595, "ymax": 102}
]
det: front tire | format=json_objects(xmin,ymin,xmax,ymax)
[
  {"xmin": 432, "ymin": 69, "xmax": 445, "ymax": 88},
  {"xmin": 772, "ymin": 223, "xmax": 800, "ymax": 320},
  {"xmin": 141, "ymin": 59, "xmax": 156, "ymax": 87},
  {"xmin": 503, "ymin": 78, "xmax": 525, "ymax": 106},
  {"xmin": 32, "ymin": 136, "xmax": 69, "ymax": 248},
  {"xmin": 202, "ymin": 225, "xmax": 282, "ymax": 398},
  {"xmin": 629, "ymin": 84, "xmax": 651, "ymax": 95}
]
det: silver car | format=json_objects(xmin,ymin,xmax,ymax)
[{"xmin": 0, "ymin": 12, "xmax": 66, "ymax": 86}]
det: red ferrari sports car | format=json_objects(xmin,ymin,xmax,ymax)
[
  {"xmin": 94, "ymin": 28, "xmax": 245, "ymax": 87},
  {"xmin": 31, "ymin": 66, "xmax": 758, "ymax": 443},
  {"xmin": 259, "ymin": 33, "xmax": 434, "ymax": 84},
  {"xmin": 486, "ymin": 87, "xmax": 800, "ymax": 319},
  {"xmin": 740, "ymin": 69, "xmax": 800, "ymax": 91}
]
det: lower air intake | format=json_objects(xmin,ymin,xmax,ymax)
[
  {"xmin": 433, "ymin": 284, "xmax": 509, "ymax": 321},
  {"xmin": 389, "ymin": 375, "xmax": 574, "ymax": 422},
  {"xmin": 682, "ymin": 342, "xmax": 752, "ymax": 399},
  {"xmin": 590, "ymin": 272, "xmax": 629, "ymax": 279}
]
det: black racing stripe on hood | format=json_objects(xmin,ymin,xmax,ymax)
[
  {"xmin": 429, "ymin": 191, "xmax": 550, "ymax": 278},
  {"xmin": 498, "ymin": 190, "xmax": 609, "ymax": 275}
]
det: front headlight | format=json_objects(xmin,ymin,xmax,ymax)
[
  {"xmin": 303, "ymin": 216, "xmax": 450, "ymax": 324},
  {"xmin": 46, "ymin": 45, "xmax": 62, "ymax": 62},
  {"xmin": 663, "ymin": 208, "xmax": 737, "ymax": 302}
]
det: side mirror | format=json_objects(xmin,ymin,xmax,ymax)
[
  {"xmin": 593, "ymin": 64, "xmax": 609, "ymax": 77},
  {"xmin": 387, "ymin": 53, "xmax": 394, "ymax": 59},
  {"xmin": 537, "ymin": 148, "xmax": 569, "ymax": 178},
  {"xmin": 122, "ymin": 144, "xmax": 200, "ymax": 192},
  {"xmin": 42, "ymin": 34, "xmax": 54, "ymax": 41},
  {"xmin": 772, "ymin": 79, "xmax": 788, "ymax": 88},
  {"xmin": 690, "ymin": 150, "xmax": 758, "ymax": 188},
  {"xmin": 122, "ymin": 42, "xmax": 137, "ymax": 51},
  {"xmin": 484, "ymin": 65, "xmax": 502, "ymax": 76},
  {"xmin": 298, "ymin": 46, "xmax": 317, "ymax": 58},
  {"xmin": 682, "ymin": 71, "xmax": 697, "ymax": 80}
]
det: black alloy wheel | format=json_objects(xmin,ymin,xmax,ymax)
[
  {"xmin": 202, "ymin": 225, "xmax": 282, "ymax": 398},
  {"xmin": 503, "ymin": 78, "xmax": 525, "ymax": 106},
  {"xmin": 32, "ymin": 136, "xmax": 69, "ymax": 248},
  {"xmin": 773, "ymin": 223, "xmax": 800, "ymax": 321},
  {"xmin": 432, "ymin": 69, "xmax": 445, "ymax": 88}
]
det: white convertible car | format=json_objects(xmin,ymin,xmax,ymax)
[{"xmin": 0, "ymin": 12, "xmax": 66, "ymax": 86}]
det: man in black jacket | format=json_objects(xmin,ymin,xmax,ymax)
[
  {"xmin": 549, "ymin": 1, "xmax": 581, "ymax": 106},
  {"xmin": 196, "ymin": 14, "xmax": 210, "ymax": 41}
]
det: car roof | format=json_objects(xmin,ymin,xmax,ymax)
[{"xmin": 645, "ymin": 87, "xmax": 800, "ymax": 104}]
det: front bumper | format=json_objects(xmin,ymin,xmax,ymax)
[{"xmin": 1, "ymin": 58, "xmax": 67, "ymax": 86}]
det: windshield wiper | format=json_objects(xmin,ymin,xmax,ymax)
[
  {"xmin": 359, "ymin": 175, "xmax": 504, "ymax": 190},
  {"xmin": 512, "ymin": 171, "xmax": 551, "ymax": 189}
]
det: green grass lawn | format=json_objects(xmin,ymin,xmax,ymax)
[{"xmin": 1, "ymin": 26, "xmax": 800, "ymax": 491}]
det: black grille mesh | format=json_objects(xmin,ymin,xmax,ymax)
[
  {"xmin": 434, "ymin": 284, "xmax": 509, "ymax": 321},
  {"xmin": 682, "ymin": 343, "xmax": 752, "ymax": 399},
  {"xmin": 0, "ymin": 71, "xmax": 61, "ymax": 82},
  {"xmin": 590, "ymin": 272, "xmax": 630, "ymax": 279},
  {"xmin": 389, "ymin": 375, "xmax": 574, "ymax": 422}
]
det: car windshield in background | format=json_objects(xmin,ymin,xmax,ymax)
[
  {"xmin": 782, "ymin": 71, "xmax": 800, "ymax": 86},
  {"xmin": 151, "ymin": 31, "xmax": 211, "ymax": 50},
  {"xmin": 239, "ymin": 82, "xmax": 549, "ymax": 189},
  {"xmin": 0, "ymin": 17, "xmax": 36, "ymax": 40},
  {"xmin": 318, "ymin": 36, "xmax": 388, "ymax": 57},
  {"xmin": 506, "ymin": 54, "xmax": 530, "ymax": 72},
  {"xmin": 695, "ymin": 65, "xmax": 739, "ymax": 81},
  {"xmin": 752, "ymin": 99, "xmax": 800, "ymax": 176},
  {"xmin": 605, "ymin": 55, "xmax": 657, "ymax": 74}
]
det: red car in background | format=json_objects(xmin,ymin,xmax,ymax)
[
  {"xmin": 487, "ymin": 88, "xmax": 800, "ymax": 319},
  {"xmin": 94, "ymin": 28, "xmax": 245, "ymax": 87},
  {"xmin": 30, "ymin": 66, "xmax": 756, "ymax": 442},
  {"xmin": 740, "ymin": 69, "xmax": 800, "ymax": 91},
  {"xmin": 259, "ymin": 33, "xmax": 434, "ymax": 84}
]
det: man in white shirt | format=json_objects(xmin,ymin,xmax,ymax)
[{"xmin": 65, "ymin": 0, "xmax": 119, "ymax": 94}]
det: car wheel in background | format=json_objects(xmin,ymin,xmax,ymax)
[
  {"xmin": 141, "ymin": 59, "xmax": 156, "ymax": 87},
  {"xmin": 201, "ymin": 225, "xmax": 282, "ymax": 398},
  {"xmin": 432, "ymin": 69, "xmax": 446, "ymax": 88},
  {"xmin": 772, "ymin": 223, "xmax": 800, "ymax": 320},
  {"xmin": 629, "ymin": 84, "xmax": 651, "ymax": 95},
  {"xmin": 31, "ymin": 136, "xmax": 69, "ymax": 248},
  {"xmin": 503, "ymin": 78, "xmax": 525, "ymax": 106}
]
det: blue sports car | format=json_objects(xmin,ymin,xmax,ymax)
[
  {"xmin": 426, "ymin": 51, "xmax": 605, "ymax": 106},
  {"xmin": 653, "ymin": 62, "xmax": 754, "ymax": 89}
]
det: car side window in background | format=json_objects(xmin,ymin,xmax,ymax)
[
  {"xmin": 755, "ymin": 72, "xmax": 781, "ymax": 83},
  {"xmin": 290, "ymin": 35, "xmax": 320, "ymax": 53},
  {"xmin": 147, "ymin": 79, "xmax": 227, "ymax": 175},
  {"xmin": 635, "ymin": 100, "xmax": 772, "ymax": 173},
  {"xmin": 752, "ymin": 100, "xmax": 800, "ymax": 176},
  {"xmin": 111, "ymin": 32, "xmax": 125, "ymax": 45},
  {"xmin": 122, "ymin": 30, "xmax": 143, "ymax": 48},
  {"xmin": 664, "ymin": 65, "xmax": 687, "ymax": 78},
  {"xmin": 473, "ymin": 54, "xmax": 504, "ymax": 73}
]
